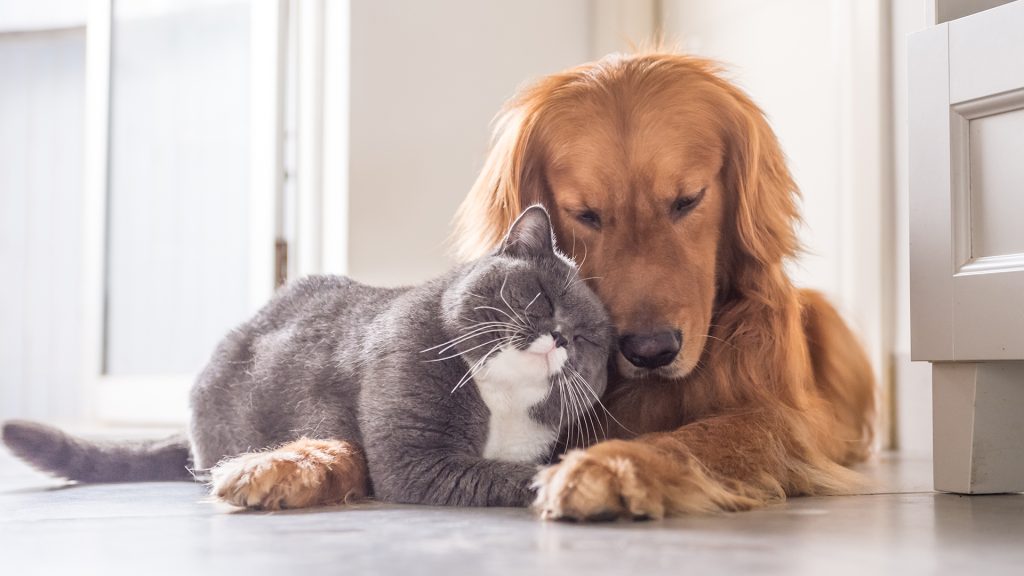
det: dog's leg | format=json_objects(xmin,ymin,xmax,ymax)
[
  {"xmin": 211, "ymin": 438, "xmax": 368, "ymax": 510},
  {"xmin": 533, "ymin": 410, "xmax": 868, "ymax": 521}
]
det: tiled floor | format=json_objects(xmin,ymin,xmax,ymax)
[{"xmin": 1, "ymin": 445, "xmax": 1022, "ymax": 576}]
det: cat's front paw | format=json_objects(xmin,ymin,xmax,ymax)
[{"xmin": 210, "ymin": 438, "xmax": 368, "ymax": 510}]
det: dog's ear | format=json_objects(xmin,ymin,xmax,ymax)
[
  {"xmin": 453, "ymin": 89, "xmax": 549, "ymax": 261},
  {"xmin": 723, "ymin": 91, "xmax": 801, "ymax": 269},
  {"xmin": 500, "ymin": 205, "xmax": 555, "ymax": 259}
]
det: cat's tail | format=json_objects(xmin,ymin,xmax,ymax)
[{"xmin": 2, "ymin": 419, "xmax": 194, "ymax": 483}]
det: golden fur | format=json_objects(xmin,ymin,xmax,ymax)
[
  {"xmin": 211, "ymin": 438, "xmax": 368, "ymax": 510},
  {"xmin": 455, "ymin": 52, "xmax": 876, "ymax": 520}
]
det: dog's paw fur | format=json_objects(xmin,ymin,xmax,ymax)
[
  {"xmin": 532, "ymin": 440, "xmax": 761, "ymax": 521},
  {"xmin": 210, "ymin": 438, "xmax": 367, "ymax": 510},
  {"xmin": 533, "ymin": 447, "xmax": 664, "ymax": 521}
]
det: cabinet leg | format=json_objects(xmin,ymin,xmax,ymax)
[{"xmin": 932, "ymin": 361, "xmax": 1024, "ymax": 493}]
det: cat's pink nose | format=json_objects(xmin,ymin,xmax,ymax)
[{"xmin": 551, "ymin": 331, "xmax": 567, "ymax": 348}]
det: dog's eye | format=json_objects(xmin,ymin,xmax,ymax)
[
  {"xmin": 574, "ymin": 209, "xmax": 602, "ymax": 230},
  {"xmin": 670, "ymin": 187, "xmax": 706, "ymax": 220}
]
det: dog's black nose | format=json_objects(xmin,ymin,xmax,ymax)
[
  {"xmin": 618, "ymin": 330, "xmax": 682, "ymax": 369},
  {"xmin": 551, "ymin": 331, "xmax": 568, "ymax": 348}
]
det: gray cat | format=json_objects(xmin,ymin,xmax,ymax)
[{"xmin": 3, "ymin": 205, "xmax": 612, "ymax": 509}]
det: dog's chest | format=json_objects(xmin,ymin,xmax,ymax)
[{"xmin": 473, "ymin": 348, "xmax": 556, "ymax": 463}]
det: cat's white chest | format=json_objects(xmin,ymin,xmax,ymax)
[{"xmin": 473, "ymin": 337, "xmax": 566, "ymax": 463}]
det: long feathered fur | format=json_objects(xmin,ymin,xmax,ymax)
[{"xmin": 454, "ymin": 51, "xmax": 876, "ymax": 519}]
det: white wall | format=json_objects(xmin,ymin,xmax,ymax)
[
  {"xmin": 345, "ymin": 0, "xmax": 593, "ymax": 286},
  {"xmin": 0, "ymin": 28, "xmax": 86, "ymax": 422},
  {"xmin": 891, "ymin": 0, "xmax": 932, "ymax": 456}
]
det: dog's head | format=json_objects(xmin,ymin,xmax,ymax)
[{"xmin": 455, "ymin": 53, "xmax": 800, "ymax": 381}]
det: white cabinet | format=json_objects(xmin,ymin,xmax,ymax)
[{"xmin": 909, "ymin": 0, "xmax": 1024, "ymax": 493}]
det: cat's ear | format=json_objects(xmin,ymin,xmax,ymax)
[{"xmin": 500, "ymin": 204, "xmax": 555, "ymax": 259}]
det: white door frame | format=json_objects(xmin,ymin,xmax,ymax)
[
  {"xmin": 82, "ymin": 0, "xmax": 287, "ymax": 425},
  {"xmin": 294, "ymin": 0, "xmax": 350, "ymax": 277}
]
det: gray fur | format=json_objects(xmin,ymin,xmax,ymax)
[
  {"xmin": 3, "ymin": 206, "xmax": 611, "ymax": 507},
  {"xmin": 1, "ymin": 421, "xmax": 192, "ymax": 483}
]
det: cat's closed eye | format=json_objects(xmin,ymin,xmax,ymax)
[{"xmin": 524, "ymin": 291, "xmax": 553, "ymax": 317}]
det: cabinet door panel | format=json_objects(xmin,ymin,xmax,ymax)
[
  {"xmin": 967, "ymin": 106, "xmax": 1024, "ymax": 260},
  {"xmin": 911, "ymin": 1, "xmax": 1024, "ymax": 361}
]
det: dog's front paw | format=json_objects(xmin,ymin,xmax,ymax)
[
  {"xmin": 532, "ymin": 441, "xmax": 665, "ymax": 521},
  {"xmin": 533, "ymin": 439, "xmax": 760, "ymax": 521},
  {"xmin": 210, "ymin": 438, "xmax": 367, "ymax": 510}
]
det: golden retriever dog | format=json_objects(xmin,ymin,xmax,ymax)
[{"xmin": 454, "ymin": 52, "xmax": 876, "ymax": 520}]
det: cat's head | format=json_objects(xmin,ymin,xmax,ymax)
[{"xmin": 436, "ymin": 205, "xmax": 613, "ymax": 432}]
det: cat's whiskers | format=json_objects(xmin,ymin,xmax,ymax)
[
  {"xmin": 562, "ymin": 375, "xmax": 584, "ymax": 448},
  {"xmin": 548, "ymin": 373, "xmax": 567, "ymax": 462},
  {"xmin": 472, "ymin": 305, "xmax": 527, "ymax": 329},
  {"xmin": 523, "ymin": 292, "xmax": 542, "ymax": 312},
  {"xmin": 499, "ymin": 274, "xmax": 529, "ymax": 328},
  {"xmin": 566, "ymin": 370, "xmax": 592, "ymax": 449},
  {"xmin": 563, "ymin": 238, "xmax": 589, "ymax": 291},
  {"xmin": 565, "ymin": 364, "xmax": 636, "ymax": 437},
  {"xmin": 566, "ymin": 275, "xmax": 604, "ymax": 292},
  {"xmin": 422, "ymin": 323, "xmax": 507, "ymax": 351},
  {"xmin": 423, "ymin": 317, "xmax": 535, "ymax": 392},
  {"xmin": 567, "ymin": 371, "xmax": 600, "ymax": 446},
  {"xmin": 565, "ymin": 369, "xmax": 602, "ymax": 445},
  {"xmin": 427, "ymin": 327, "xmax": 516, "ymax": 356},
  {"xmin": 563, "ymin": 228, "xmax": 579, "ymax": 289},
  {"xmin": 425, "ymin": 335, "xmax": 517, "ymax": 363},
  {"xmin": 451, "ymin": 335, "xmax": 520, "ymax": 393},
  {"xmin": 421, "ymin": 321, "xmax": 521, "ymax": 354},
  {"xmin": 570, "ymin": 226, "xmax": 577, "ymax": 264},
  {"xmin": 556, "ymin": 373, "xmax": 574, "ymax": 449},
  {"xmin": 560, "ymin": 372, "xmax": 576, "ymax": 452},
  {"xmin": 464, "ymin": 320, "xmax": 525, "ymax": 333},
  {"xmin": 451, "ymin": 341, "xmax": 505, "ymax": 393}
]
